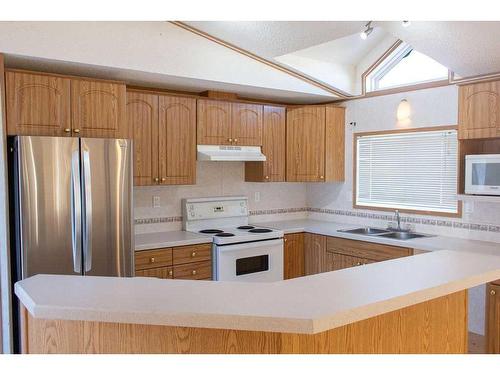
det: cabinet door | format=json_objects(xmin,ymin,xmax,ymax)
[
  {"xmin": 284, "ymin": 233, "xmax": 305, "ymax": 279},
  {"xmin": 71, "ymin": 79, "xmax": 127, "ymax": 138},
  {"xmin": 6, "ymin": 71, "xmax": 71, "ymax": 136},
  {"xmin": 135, "ymin": 266, "xmax": 173, "ymax": 279},
  {"xmin": 459, "ymin": 81, "xmax": 500, "ymax": 139},
  {"xmin": 286, "ymin": 106, "xmax": 326, "ymax": 182},
  {"xmin": 173, "ymin": 261, "xmax": 212, "ymax": 280},
  {"xmin": 326, "ymin": 237, "xmax": 411, "ymax": 262},
  {"xmin": 231, "ymin": 103, "xmax": 263, "ymax": 146},
  {"xmin": 486, "ymin": 283, "xmax": 500, "ymax": 354},
  {"xmin": 324, "ymin": 252, "xmax": 374, "ymax": 272},
  {"xmin": 197, "ymin": 99, "xmax": 232, "ymax": 145},
  {"xmin": 158, "ymin": 96, "xmax": 196, "ymax": 185},
  {"xmin": 127, "ymin": 91, "xmax": 159, "ymax": 186},
  {"xmin": 244, "ymin": 106, "xmax": 286, "ymax": 182},
  {"xmin": 325, "ymin": 106, "xmax": 345, "ymax": 182},
  {"xmin": 304, "ymin": 233, "xmax": 326, "ymax": 275}
]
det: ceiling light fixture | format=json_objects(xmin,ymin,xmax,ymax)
[
  {"xmin": 402, "ymin": 21, "xmax": 411, "ymax": 27},
  {"xmin": 360, "ymin": 21, "xmax": 373, "ymax": 40}
]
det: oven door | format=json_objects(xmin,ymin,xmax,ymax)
[
  {"xmin": 214, "ymin": 239, "xmax": 283, "ymax": 282},
  {"xmin": 465, "ymin": 157, "xmax": 500, "ymax": 195}
]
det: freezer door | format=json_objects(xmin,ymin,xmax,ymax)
[
  {"xmin": 17, "ymin": 136, "xmax": 82, "ymax": 277},
  {"xmin": 80, "ymin": 138, "xmax": 133, "ymax": 277}
]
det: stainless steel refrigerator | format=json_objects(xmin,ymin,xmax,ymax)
[{"xmin": 8, "ymin": 136, "xmax": 133, "ymax": 351}]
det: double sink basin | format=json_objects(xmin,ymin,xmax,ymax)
[{"xmin": 338, "ymin": 227, "xmax": 433, "ymax": 240}]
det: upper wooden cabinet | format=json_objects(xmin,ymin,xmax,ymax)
[
  {"xmin": 6, "ymin": 70, "xmax": 71, "ymax": 136},
  {"xmin": 245, "ymin": 105, "xmax": 286, "ymax": 182},
  {"xmin": 126, "ymin": 91, "xmax": 158, "ymax": 186},
  {"xmin": 286, "ymin": 106, "xmax": 345, "ymax": 182},
  {"xmin": 71, "ymin": 79, "xmax": 127, "ymax": 138},
  {"xmin": 6, "ymin": 70, "xmax": 127, "ymax": 138},
  {"xmin": 197, "ymin": 99, "xmax": 263, "ymax": 146},
  {"xmin": 459, "ymin": 81, "xmax": 500, "ymax": 140},
  {"xmin": 127, "ymin": 90, "xmax": 196, "ymax": 186}
]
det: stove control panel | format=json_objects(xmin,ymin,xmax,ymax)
[{"xmin": 184, "ymin": 197, "xmax": 248, "ymax": 221}]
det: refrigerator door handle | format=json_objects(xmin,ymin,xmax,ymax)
[
  {"xmin": 71, "ymin": 150, "xmax": 82, "ymax": 273},
  {"xmin": 82, "ymin": 149, "xmax": 93, "ymax": 272}
]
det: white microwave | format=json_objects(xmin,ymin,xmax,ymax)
[{"xmin": 465, "ymin": 154, "xmax": 500, "ymax": 195}]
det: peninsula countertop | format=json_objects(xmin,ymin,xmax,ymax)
[{"xmin": 15, "ymin": 250, "xmax": 500, "ymax": 334}]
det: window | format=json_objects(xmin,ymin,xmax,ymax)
[
  {"xmin": 355, "ymin": 128, "xmax": 458, "ymax": 215},
  {"xmin": 366, "ymin": 43, "xmax": 449, "ymax": 92}
]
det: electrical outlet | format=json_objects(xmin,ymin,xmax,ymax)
[
  {"xmin": 152, "ymin": 196, "xmax": 161, "ymax": 208},
  {"xmin": 254, "ymin": 192, "xmax": 261, "ymax": 202}
]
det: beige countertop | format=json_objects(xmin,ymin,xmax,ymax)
[
  {"xmin": 254, "ymin": 219, "xmax": 500, "ymax": 256},
  {"xmin": 135, "ymin": 231, "xmax": 212, "ymax": 251},
  {"xmin": 15, "ymin": 250, "xmax": 500, "ymax": 334}
]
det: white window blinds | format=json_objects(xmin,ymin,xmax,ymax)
[{"xmin": 356, "ymin": 129, "xmax": 458, "ymax": 214}]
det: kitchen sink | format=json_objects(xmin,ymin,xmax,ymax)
[
  {"xmin": 338, "ymin": 227, "xmax": 433, "ymax": 241},
  {"xmin": 339, "ymin": 227, "xmax": 391, "ymax": 235},
  {"xmin": 378, "ymin": 232, "xmax": 428, "ymax": 240}
]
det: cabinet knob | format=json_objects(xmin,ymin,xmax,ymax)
[
  {"xmin": 234, "ymin": 138, "xmax": 238, "ymax": 143},
  {"xmin": 356, "ymin": 262, "xmax": 361, "ymax": 266},
  {"xmin": 491, "ymin": 290, "xmax": 497, "ymax": 296},
  {"xmin": 73, "ymin": 129, "xmax": 80, "ymax": 133},
  {"xmin": 192, "ymin": 270, "xmax": 197, "ymax": 275},
  {"xmin": 191, "ymin": 251, "xmax": 197, "ymax": 257},
  {"xmin": 320, "ymin": 175, "xmax": 324, "ymax": 179},
  {"xmin": 161, "ymin": 177, "xmax": 166, "ymax": 182},
  {"xmin": 228, "ymin": 138, "xmax": 233, "ymax": 142},
  {"xmin": 64, "ymin": 128, "xmax": 71, "ymax": 133},
  {"xmin": 150, "ymin": 257, "xmax": 155, "ymax": 263},
  {"xmin": 168, "ymin": 270, "xmax": 173, "ymax": 276},
  {"xmin": 265, "ymin": 176, "xmax": 269, "ymax": 180},
  {"xmin": 154, "ymin": 177, "xmax": 159, "ymax": 182},
  {"xmin": 284, "ymin": 238, "xmax": 287, "ymax": 242}
]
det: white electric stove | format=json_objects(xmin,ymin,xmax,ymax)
[{"xmin": 182, "ymin": 196, "xmax": 284, "ymax": 282}]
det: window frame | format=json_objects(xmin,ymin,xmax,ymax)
[
  {"xmin": 362, "ymin": 40, "xmax": 451, "ymax": 96},
  {"xmin": 352, "ymin": 126, "xmax": 462, "ymax": 218}
]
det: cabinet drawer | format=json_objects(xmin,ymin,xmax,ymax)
[
  {"xmin": 326, "ymin": 237, "xmax": 411, "ymax": 262},
  {"xmin": 173, "ymin": 261, "xmax": 212, "ymax": 280},
  {"xmin": 173, "ymin": 244, "xmax": 212, "ymax": 265},
  {"xmin": 135, "ymin": 248, "xmax": 173, "ymax": 270},
  {"xmin": 135, "ymin": 266, "xmax": 173, "ymax": 279}
]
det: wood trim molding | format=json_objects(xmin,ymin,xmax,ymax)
[
  {"xmin": 352, "ymin": 125, "xmax": 463, "ymax": 219},
  {"xmin": 169, "ymin": 21, "xmax": 349, "ymax": 99},
  {"xmin": 449, "ymin": 70, "xmax": 500, "ymax": 85}
]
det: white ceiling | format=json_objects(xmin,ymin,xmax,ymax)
[
  {"xmin": 379, "ymin": 21, "xmax": 500, "ymax": 77},
  {"xmin": 184, "ymin": 21, "xmax": 365, "ymax": 58}
]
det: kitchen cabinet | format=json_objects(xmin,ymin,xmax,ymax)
[
  {"xmin": 486, "ymin": 281, "xmax": 500, "ymax": 353},
  {"xmin": 304, "ymin": 233, "xmax": 326, "ymax": 275},
  {"xmin": 197, "ymin": 99, "xmax": 263, "ymax": 146},
  {"xmin": 286, "ymin": 106, "xmax": 345, "ymax": 182},
  {"xmin": 6, "ymin": 69, "xmax": 127, "ymax": 138},
  {"xmin": 134, "ymin": 243, "xmax": 212, "ymax": 280},
  {"xmin": 284, "ymin": 233, "xmax": 305, "ymax": 279},
  {"xmin": 458, "ymin": 80, "xmax": 500, "ymax": 140},
  {"xmin": 6, "ymin": 70, "xmax": 71, "ymax": 136},
  {"xmin": 324, "ymin": 252, "xmax": 374, "ymax": 272},
  {"xmin": 245, "ymin": 105, "xmax": 286, "ymax": 182},
  {"xmin": 326, "ymin": 237, "xmax": 412, "ymax": 262},
  {"xmin": 71, "ymin": 79, "xmax": 127, "ymax": 138},
  {"xmin": 127, "ymin": 90, "xmax": 196, "ymax": 186}
]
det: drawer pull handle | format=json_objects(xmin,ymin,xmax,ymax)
[
  {"xmin": 150, "ymin": 257, "xmax": 155, "ymax": 263},
  {"xmin": 492, "ymin": 290, "xmax": 497, "ymax": 296},
  {"xmin": 191, "ymin": 252, "xmax": 197, "ymax": 257},
  {"xmin": 168, "ymin": 270, "xmax": 173, "ymax": 276},
  {"xmin": 73, "ymin": 129, "xmax": 80, "ymax": 133},
  {"xmin": 154, "ymin": 177, "xmax": 159, "ymax": 182},
  {"xmin": 64, "ymin": 128, "xmax": 71, "ymax": 133},
  {"xmin": 192, "ymin": 270, "xmax": 197, "ymax": 275}
]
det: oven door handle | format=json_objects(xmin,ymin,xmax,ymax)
[{"xmin": 216, "ymin": 238, "xmax": 283, "ymax": 253}]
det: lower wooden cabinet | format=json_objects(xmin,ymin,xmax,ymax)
[
  {"xmin": 135, "ymin": 243, "xmax": 212, "ymax": 280},
  {"xmin": 284, "ymin": 233, "xmax": 305, "ymax": 279},
  {"xmin": 304, "ymin": 233, "xmax": 326, "ymax": 275},
  {"xmin": 486, "ymin": 282, "xmax": 500, "ymax": 353},
  {"xmin": 324, "ymin": 252, "xmax": 374, "ymax": 272}
]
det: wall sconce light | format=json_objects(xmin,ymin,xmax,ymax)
[{"xmin": 397, "ymin": 99, "xmax": 411, "ymax": 122}]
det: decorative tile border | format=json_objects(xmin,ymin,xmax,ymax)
[{"xmin": 134, "ymin": 206, "xmax": 500, "ymax": 233}]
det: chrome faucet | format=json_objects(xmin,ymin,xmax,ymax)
[{"xmin": 395, "ymin": 210, "xmax": 401, "ymax": 231}]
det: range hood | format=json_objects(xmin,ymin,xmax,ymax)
[{"xmin": 197, "ymin": 145, "xmax": 266, "ymax": 162}]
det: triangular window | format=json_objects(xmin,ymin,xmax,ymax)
[{"xmin": 366, "ymin": 43, "xmax": 449, "ymax": 92}]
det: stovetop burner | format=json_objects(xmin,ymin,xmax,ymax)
[
  {"xmin": 237, "ymin": 225, "xmax": 255, "ymax": 230},
  {"xmin": 215, "ymin": 232, "xmax": 235, "ymax": 237},
  {"xmin": 199, "ymin": 229, "xmax": 224, "ymax": 234},
  {"xmin": 248, "ymin": 228, "xmax": 273, "ymax": 233}
]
